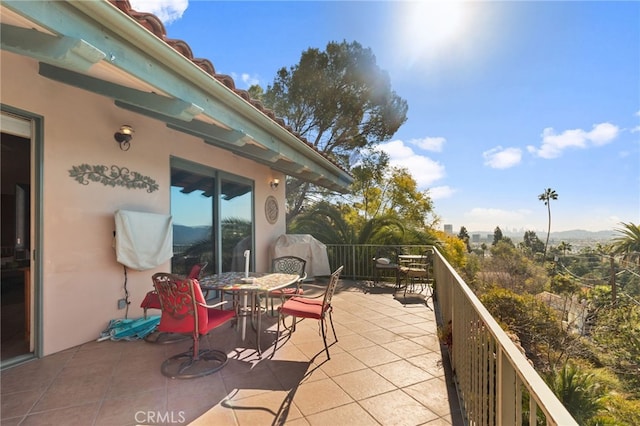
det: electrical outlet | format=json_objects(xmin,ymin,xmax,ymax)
[{"xmin": 117, "ymin": 299, "xmax": 127, "ymax": 310}]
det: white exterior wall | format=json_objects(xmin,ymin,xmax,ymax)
[{"xmin": 1, "ymin": 51, "xmax": 286, "ymax": 355}]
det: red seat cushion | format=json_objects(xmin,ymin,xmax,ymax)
[
  {"xmin": 270, "ymin": 287, "xmax": 303, "ymax": 296},
  {"xmin": 140, "ymin": 291, "xmax": 161, "ymax": 310},
  {"xmin": 279, "ymin": 297, "xmax": 327, "ymax": 320},
  {"xmin": 157, "ymin": 279, "xmax": 234, "ymax": 335},
  {"xmin": 205, "ymin": 308, "xmax": 236, "ymax": 331}
]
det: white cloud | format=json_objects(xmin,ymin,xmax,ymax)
[
  {"xmin": 482, "ymin": 146, "xmax": 522, "ymax": 169},
  {"xmin": 378, "ymin": 139, "xmax": 446, "ymax": 189},
  {"xmin": 527, "ymin": 122, "xmax": 619, "ymax": 159},
  {"xmin": 429, "ymin": 185, "xmax": 455, "ymax": 200},
  {"xmin": 129, "ymin": 0, "xmax": 188, "ymax": 24},
  {"xmin": 462, "ymin": 207, "xmax": 534, "ymax": 231},
  {"xmin": 231, "ymin": 72, "xmax": 260, "ymax": 88},
  {"xmin": 408, "ymin": 136, "xmax": 445, "ymax": 152}
]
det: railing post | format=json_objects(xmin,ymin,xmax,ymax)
[{"xmin": 497, "ymin": 349, "xmax": 516, "ymax": 426}]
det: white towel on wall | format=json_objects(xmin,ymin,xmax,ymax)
[{"xmin": 114, "ymin": 210, "xmax": 173, "ymax": 271}]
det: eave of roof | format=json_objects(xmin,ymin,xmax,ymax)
[{"xmin": 0, "ymin": 0, "xmax": 353, "ymax": 192}]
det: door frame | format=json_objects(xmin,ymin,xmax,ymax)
[{"xmin": 1, "ymin": 105, "xmax": 44, "ymax": 368}]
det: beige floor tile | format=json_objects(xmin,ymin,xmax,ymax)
[
  {"xmin": 376, "ymin": 317, "xmax": 409, "ymax": 329},
  {"xmin": 373, "ymin": 359, "xmax": 434, "ymax": 388},
  {"xmin": 423, "ymin": 416, "xmax": 453, "ymax": 425},
  {"xmin": 365, "ymin": 328, "xmax": 406, "ymax": 345},
  {"xmin": 96, "ymin": 389, "xmax": 167, "ymax": 426},
  {"xmin": 386, "ymin": 324, "xmax": 429, "ymax": 339},
  {"xmin": 0, "ymin": 389, "xmax": 42, "ymax": 419},
  {"xmin": 405, "ymin": 351, "xmax": 446, "ymax": 378},
  {"xmin": 21, "ymin": 402, "xmax": 101, "ymax": 426},
  {"xmin": 0, "ymin": 416, "xmax": 23, "ymax": 426},
  {"xmin": 1, "ymin": 278, "xmax": 463, "ymax": 426},
  {"xmin": 284, "ymin": 416, "xmax": 311, "ymax": 426},
  {"xmin": 385, "ymin": 339, "xmax": 430, "ymax": 358},
  {"xmin": 222, "ymin": 362, "xmax": 285, "ymax": 400},
  {"xmin": 189, "ymin": 403, "xmax": 239, "ymax": 426},
  {"xmin": 31, "ymin": 373, "xmax": 111, "ymax": 412},
  {"xmin": 359, "ymin": 389, "xmax": 439, "ymax": 426},
  {"xmin": 404, "ymin": 377, "xmax": 454, "ymax": 417},
  {"xmin": 318, "ymin": 351, "xmax": 367, "ymax": 377},
  {"xmin": 226, "ymin": 388, "xmax": 304, "ymax": 425},
  {"xmin": 291, "ymin": 378, "xmax": 354, "ymax": 416},
  {"xmin": 332, "ymin": 368, "xmax": 397, "ymax": 400},
  {"xmin": 410, "ymin": 333, "xmax": 440, "ymax": 349},
  {"xmin": 334, "ymin": 333, "xmax": 376, "ymax": 351},
  {"xmin": 105, "ymin": 367, "xmax": 166, "ymax": 398},
  {"xmin": 305, "ymin": 402, "xmax": 379, "ymax": 425},
  {"xmin": 349, "ymin": 345, "xmax": 401, "ymax": 367},
  {"xmin": 342, "ymin": 320, "xmax": 387, "ymax": 334}
]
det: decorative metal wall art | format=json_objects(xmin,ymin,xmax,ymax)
[
  {"xmin": 265, "ymin": 195, "xmax": 279, "ymax": 224},
  {"xmin": 69, "ymin": 164, "xmax": 159, "ymax": 193}
]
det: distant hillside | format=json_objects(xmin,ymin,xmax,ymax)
[
  {"xmin": 547, "ymin": 229, "xmax": 617, "ymax": 241},
  {"xmin": 173, "ymin": 224, "xmax": 210, "ymax": 245},
  {"xmin": 470, "ymin": 229, "xmax": 617, "ymax": 242}
]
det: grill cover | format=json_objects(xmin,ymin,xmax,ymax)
[{"xmin": 270, "ymin": 234, "xmax": 331, "ymax": 278}]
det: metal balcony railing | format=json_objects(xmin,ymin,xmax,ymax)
[{"xmin": 325, "ymin": 244, "xmax": 578, "ymax": 426}]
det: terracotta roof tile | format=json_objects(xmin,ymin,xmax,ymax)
[{"xmin": 108, "ymin": 0, "xmax": 348, "ymax": 176}]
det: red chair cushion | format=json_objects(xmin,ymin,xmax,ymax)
[
  {"xmin": 270, "ymin": 288, "xmax": 303, "ymax": 296},
  {"xmin": 279, "ymin": 296, "xmax": 327, "ymax": 320},
  {"xmin": 187, "ymin": 263, "xmax": 204, "ymax": 279},
  {"xmin": 140, "ymin": 291, "xmax": 161, "ymax": 310},
  {"xmin": 157, "ymin": 279, "xmax": 234, "ymax": 335},
  {"xmin": 205, "ymin": 308, "xmax": 236, "ymax": 330}
]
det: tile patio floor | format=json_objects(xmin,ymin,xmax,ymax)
[{"xmin": 1, "ymin": 279, "xmax": 463, "ymax": 426}]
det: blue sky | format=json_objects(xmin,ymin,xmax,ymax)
[{"xmin": 131, "ymin": 1, "xmax": 639, "ymax": 233}]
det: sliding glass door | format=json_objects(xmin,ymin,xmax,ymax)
[{"xmin": 170, "ymin": 159, "xmax": 253, "ymax": 276}]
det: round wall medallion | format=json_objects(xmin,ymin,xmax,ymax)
[{"xmin": 265, "ymin": 195, "xmax": 279, "ymax": 224}]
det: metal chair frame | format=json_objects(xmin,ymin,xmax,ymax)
[
  {"xmin": 152, "ymin": 273, "xmax": 235, "ymax": 379},
  {"xmin": 275, "ymin": 266, "xmax": 343, "ymax": 359}
]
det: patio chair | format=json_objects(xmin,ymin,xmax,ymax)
[
  {"xmin": 266, "ymin": 256, "xmax": 307, "ymax": 314},
  {"xmin": 152, "ymin": 272, "xmax": 235, "ymax": 379},
  {"xmin": 373, "ymin": 246, "xmax": 400, "ymax": 288},
  {"xmin": 141, "ymin": 262, "xmax": 207, "ymax": 319},
  {"xmin": 275, "ymin": 265, "xmax": 343, "ymax": 360},
  {"xmin": 398, "ymin": 251, "xmax": 433, "ymax": 303}
]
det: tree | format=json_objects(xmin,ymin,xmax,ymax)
[
  {"xmin": 589, "ymin": 299, "xmax": 640, "ymax": 395},
  {"xmin": 545, "ymin": 362, "xmax": 607, "ymax": 425},
  {"xmin": 538, "ymin": 188, "xmax": 558, "ymax": 261},
  {"xmin": 348, "ymin": 149, "xmax": 436, "ymax": 228},
  {"xmin": 262, "ymin": 40, "xmax": 408, "ymax": 220},
  {"xmin": 612, "ymin": 221, "xmax": 640, "ymax": 267},
  {"xmin": 492, "ymin": 226, "xmax": 503, "ymax": 246},
  {"xmin": 288, "ymin": 201, "xmax": 405, "ymax": 245},
  {"xmin": 557, "ymin": 241, "xmax": 573, "ymax": 257},
  {"xmin": 521, "ymin": 230, "xmax": 545, "ymax": 258},
  {"xmin": 457, "ymin": 226, "xmax": 471, "ymax": 253}
]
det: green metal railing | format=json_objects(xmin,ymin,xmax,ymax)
[{"xmin": 324, "ymin": 244, "xmax": 432, "ymax": 280}]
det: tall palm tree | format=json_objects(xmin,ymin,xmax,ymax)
[
  {"xmin": 538, "ymin": 188, "xmax": 558, "ymax": 261},
  {"xmin": 612, "ymin": 221, "xmax": 640, "ymax": 267},
  {"xmin": 558, "ymin": 241, "xmax": 572, "ymax": 257}
]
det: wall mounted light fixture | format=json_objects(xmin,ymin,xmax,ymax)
[
  {"xmin": 270, "ymin": 178, "xmax": 280, "ymax": 190},
  {"xmin": 114, "ymin": 125, "xmax": 134, "ymax": 151}
]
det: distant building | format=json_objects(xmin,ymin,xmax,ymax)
[
  {"xmin": 444, "ymin": 224, "xmax": 453, "ymax": 235},
  {"xmin": 472, "ymin": 234, "xmax": 480, "ymax": 243},
  {"xmin": 487, "ymin": 234, "xmax": 494, "ymax": 241}
]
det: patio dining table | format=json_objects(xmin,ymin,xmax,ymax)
[{"xmin": 199, "ymin": 272, "xmax": 299, "ymax": 355}]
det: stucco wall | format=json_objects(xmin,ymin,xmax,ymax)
[{"xmin": 1, "ymin": 51, "xmax": 286, "ymax": 355}]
